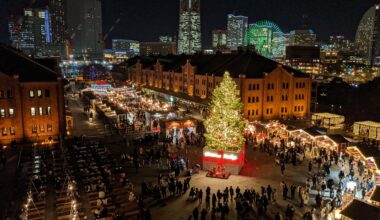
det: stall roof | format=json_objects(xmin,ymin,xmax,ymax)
[
  {"xmin": 312, "ymin": 112, "xmax": 344, "ymax": 119},
  {"xmin": 304, "ymin": 127, "xmax": 326, "ymax": 137},
  {"xmin": 340, "ymin": 199, "xmax": 380, "ymax": 219},
  {"xmin": 355, "ymin": 145, "xmax": 380, "ymax": 169},
  {"xmin": 371, "ymin": 186, "xmax": 380, "ymax": 203},
  {"xmin": 328, "ymin": 134, "xmax": 349, "ymax": 144},
  {"xmin": 354, "ymin": 121, "xmax": 380, "ymax": 128}
]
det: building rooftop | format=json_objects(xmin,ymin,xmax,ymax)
[
  {"xmin": 121, "ymin": 52, "xmax": 310, "ymax": 79},
  {"xmin": 340, "ymin": 199, "xmax": 380, "ymax": 219},
  {"xmin": 0, "ymin": 44, "xmax": 59, "ymax": 82}
]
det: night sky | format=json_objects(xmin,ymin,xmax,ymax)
[{"xmin": 0, "ymin": 0, "xmax": 378, "ymax": 48}]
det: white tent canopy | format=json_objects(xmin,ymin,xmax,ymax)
[{"xmin": 353, "ymin": 121, "xmax": 380, "ymax": 141}]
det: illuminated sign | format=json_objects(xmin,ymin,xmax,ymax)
[
  {"xmin": 45, "ymin": 10, "xmax": 51, "ymax": 43},
  {"xmin": 203, "ymin": 151, "xmax": 238, "ymax": 161}
]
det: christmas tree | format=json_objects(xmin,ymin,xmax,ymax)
[{"xmin": 204, "ymin": 72, "xmax": 246, "ymax": 152}]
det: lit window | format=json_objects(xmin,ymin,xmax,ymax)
[
  {"xmin": 47, "ymin": 124, "xmax": 52, "ymax": 132},
  {"xmin": 2, "ymin": 128, "xmax": 7, "ymax": 136},
  {"xmin": 39, "ymin": 107, "xmax": 43, "ymax": 116},
  {"xmin": 0, "ymin": 109, "xmax": 5, "ymax": 118},
  {"xmin": 32, "ymin": 125, "xmax": 37, "ymax": 134},
  {"xmin": 29, "ymin": 90, "xmax": 34, "ymax": 98},
  {"xmin": 37, "ymin": 89, "xmax": 42, "ymax": 97},
  {"xmin": 40, "ymin": 125, "xmax": 45, "ymax": 133},
  {"xmin": 10, "ymin": 127, "xmax": 15, "ymax": 135},
  {"xmin": 9, "ymin": 108, "xmax": 14, "ymax": 117},
  {"xmin": 31, "ymin": 107, "xmax": 36, "ymax": 116}
]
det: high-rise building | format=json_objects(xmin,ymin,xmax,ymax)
[
  {"xmin": 226, "ymin": 14, "xmax": 248, "ymax": 49},
  {"xmin": 285, "ymin": 46, "xmax": 322, "ymax": 75},
  {"xmin": 355, "ymin": 4, "xmax": 380, "ymax": 65},
  {"xmin": 159, "ymin": 33, "xmax": 177, "ymax": 43},
  {"xmin": 48, "ymin": 0, "xmax": 67, "ymax": 57},
  {"xmin": 8, "ymin": 8, "xmax": 55, "ymax": 57},
  {"xmin": 212, "ymin": 29, "xmax": 227, "ymax": 49},
  {"xmin": 66, "ymin": 0, "xmax": 103, "ymax": 59},
  {"xmin": 140, "ymin": 42, "xmax": 177, "ymax": 56},
  {"xmin": 8, "ymin": 15, "xmax": 23, "ymax": 49},
  {"xmin": 177, "ymin": 0, "xmax": 201, "ymax": 54},
  {"xmin": 112, "ymin": 39, "xmax": 140, "ymax": 55},
  {"xmin": 289, "ymin": 29, "xmax": 316, "ymax": 46}
]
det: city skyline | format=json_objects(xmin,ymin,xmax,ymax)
[{"xmin": 0, "ymin": 0, "xmax": 379, "ymax": 48}]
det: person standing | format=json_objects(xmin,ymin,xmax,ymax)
[
  {"xmin": 200, "ymin": 208, "xmax": 207, "ymax": 220},
  {"xmin": 281, "ymin": 163, "xmax": 286, "ymax": 176},
  {"xmin": 192, "ymin": 207, "xmax": 199, "ymax": 220}
]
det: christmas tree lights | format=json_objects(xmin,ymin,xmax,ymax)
[{"xmin": 204, "ymin": 72, "xmax": 246, "ymax": 152}]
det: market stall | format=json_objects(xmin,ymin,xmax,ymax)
[
  {"xmin": 312, "ymin": 112, "xmax": 345, "ymax": 132},
  {"xmin": 162, "ymin": 118, "xmax": 198, "ymax": 144},
  {"xmin": 345, "ymin": 146, "xmax": 380, "ymax": 185},
  {"xmin": 353, "ymin": 121, "xmax": 380, "ymax": 141}
]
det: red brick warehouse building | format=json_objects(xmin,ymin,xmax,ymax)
[
  {"xmin": 0, "ymin": 45, "xmax": 66, "ymax": 145},
  {"xmin": 118, "ymin": 51, "xmax": 312, "ymax": 120}
]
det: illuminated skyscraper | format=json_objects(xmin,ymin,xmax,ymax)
[
  {"xmin": 212, "ymin": 29, "xmax": 227, "ymax": 49},
  {"xmin": 8, "ymin": 8, "xmax": 54, "ymax": 57},
  {"xmin": 289, "ymin": 29, "xmax": 316, "ymax": 46},
  {"xmin": 177, "ymin": 0, "xmax": 201, "ymax": 54},
  {"xmin": 66, "ymin": 0, "xmax": 103, "ymax": 59},
  {"xmin": 227, "ymin": 14, "xmax": 248, "ymax": 49},
  {"xmin": 49, "ymin": 0, "xmax": 67, "ymax": 56},
  {"xmin": 354, "ymin": 4, "xmax": 380, "ymax": 65}
]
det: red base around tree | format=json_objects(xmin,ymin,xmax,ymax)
[{"xmin": 202, "ymin": 143, "xmax": 246, "ymax": 175}]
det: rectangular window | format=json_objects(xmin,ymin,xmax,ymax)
[
  {"xmin": 10, "ymin": 127, "xmax": 15, "ymax": 135},
  {"xmin": 2, "ymin": 128, "xmax": 7, "ymax": 136},
  {"xmin": 248, "ymin": 97, "xmax": 251, "ymax": 103},
  {"xmin": 37, "ymin": 89, "xmax": 42, "ymax": 98},
  {"xmin": 253, "ymin": 84, "xmax": 256, "ymax": 90},
  {"xmin": 256, "ymin": 97, "xmax": 259, "ymax": 102},
  {"xmin": 248, "ymin": 110, "xmax": 251, "ymax": 116},
  {"xmin": 252, "ymin": 97, "xmax": 255, "ymax": 103},
  {"xmin": 46, "ymin": 106, "xmax": 51, "ymax": 115},
  {"xmin": 266, "ymin": 109, "xmax": 269, "ymax": 114},
  {"xmin": 31, "ymin": 107, "xmax": 36, "ymax": 116},
  {"xmin": 40, "ymin": 125, "xmax": 45, "ymax": 133},
  {"xmin": 301, "ymin": 106, "xmax": 304, "ymax": 111},
  {"xmin": 249, "ymin": 84, "xmax": 252, "ymax": 90},
  {"xmin": 303, "ymin": 82, "xmax": 306, "ymax": 88},
  {"xmin": 281, "ymin": 107, "xmax": 284, "ymax": 113},
  {"xmin": 257, "ymin": 84, "xmax": 260, "ymax": 90},
  {"xmin": 47, "ymin": 124, "xmax": 52, "ymax": 132},
  {"xmin": 256, "ymin": 110, "xmax": 259, "ymax": 115},
  {"xmin": 9, "ymin": 108, "xmax": 14, "ymax": 117},
  {"xmin": 6, "ymin": 90, "xmax": 12, "ymax": 98},
  {"xmin": 32, "ymin": 125, "xmax": 37, "ymax": 134},
  {"xmin": 0, "ymin": 91, "xmax": 4, "ymax": 99},
  {"xmin": 267, "ymin": 96, "xmax": 270, "ymax": 102},
  {"xmin": 29, "ymin": 90, "xmax": 34, "ymax": 98},
  {"xmin": 45, "ymin": 89, "xmax": 50, "ymax": 98},
  {"xmin": 270, "ymin": 108, "xmax": 273, "ymax": 114},
  {"xmin": 0, "ymin": 109, "xmax": 5, "ymax": 118},
  {"xmin": 294, "ymin": 106, "xmax": 297, "ymax": 112},
  {"xmin": 271, "ymin": 96, "xmax": 274, "ymax": 102},
  {"xmin": 39, "ymin": 107, "xmax": 43, "ymax": 116},
  {"xmin": 267, "ymin": 83, "xmax": 271, "ymax": 89}
]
